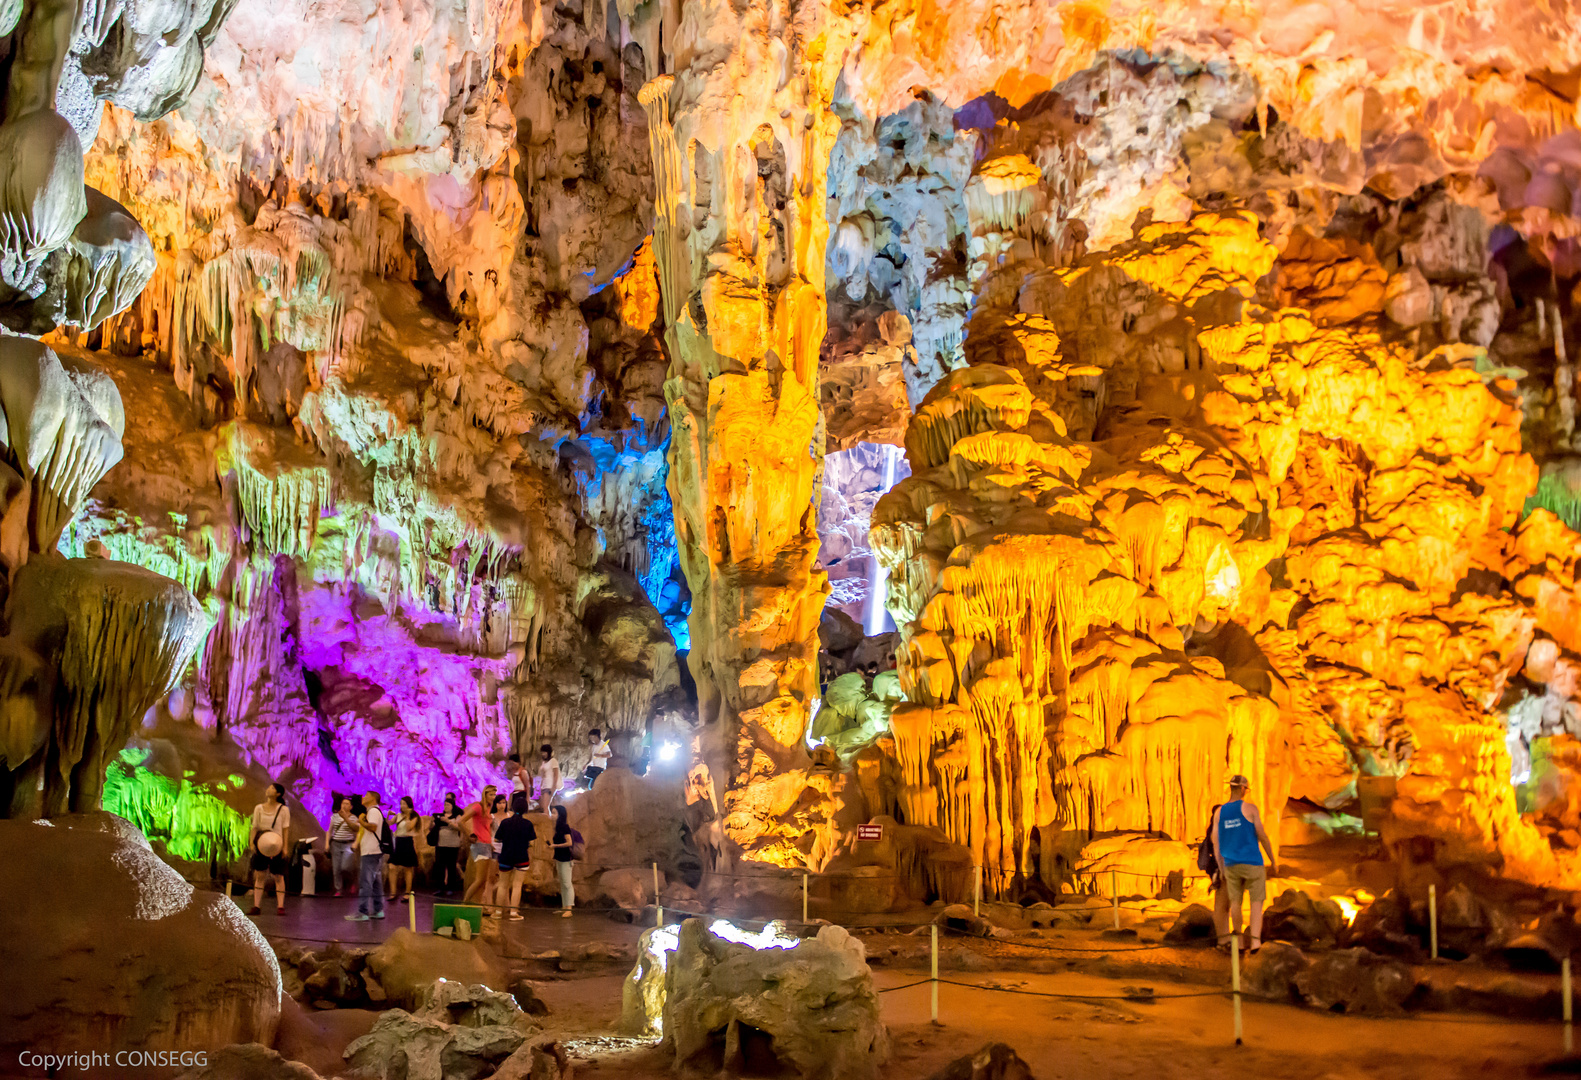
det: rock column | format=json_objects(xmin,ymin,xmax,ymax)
[{"xmin": 638, "ymin": 2, "xmax": 848, "ymax": 860}]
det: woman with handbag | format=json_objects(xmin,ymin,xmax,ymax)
[
  {"xmin": 430, "ymin": 793, "xmax": 464, "ymax": 896},
  {"xmin": 549, "ymin": 805, "xmax": 581, "ymax": 918},
  {"xmin": 248, "ymin": 783, "xmax": 291, "ymax": 916}
]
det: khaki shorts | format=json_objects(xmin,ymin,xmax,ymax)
[{"xmin": 1223, "ymin": 863, "xmax": 1266, "ymax": 908}]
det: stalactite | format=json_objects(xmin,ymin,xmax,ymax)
[
  {"xmin": 9, "ymin": 559, "xmax": 208, "ymax": 814},
  {"xmin": 0, "ymin": 337, "xmax": 125, "ymax": 558}
]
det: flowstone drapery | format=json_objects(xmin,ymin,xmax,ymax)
[
  {"xmin": 875, "ymin": 211, "xmax": 1570, "ymax": 894},
  {"xmin": 637, "ymin": 3, "xmax": 852, "ymax": 862}
]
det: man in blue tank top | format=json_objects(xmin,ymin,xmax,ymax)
[{"xmin": 1211, "ymin": 774, "xmax": 1277, "ymax": 953}]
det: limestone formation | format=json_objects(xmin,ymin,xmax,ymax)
[
  {"xmin": 343, "ymin": 978, "xmax": 538, "ymax": 1080},
  {"xmin": 365, "ymin": 929, "xmax": 507, "ymax": 1012},
  {"xmin": 874, "ymin": 210, "xmax": 1565, "ymax": 894},
  {"xmin": 0, "ymin": 0, "xmax": 227, "ymax": 332},
  {"xmin": 645, "ymin": 919, "xmax": 888, "ymax": 1080},
  {"xmin": 0, "ymin": 814, "xmax": 281, "ymax": 1059},
  {"xmin": 639, "ymin": 18, "xmax": 846, "ymax": 860},
  {"xmin": 2, "ymin": 0, "xmax": 1581, "ymax": 938}
]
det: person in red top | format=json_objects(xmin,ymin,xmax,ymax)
[{"xmin": 459, "ymin": 784, "xmax": 498, "ymax": 905}]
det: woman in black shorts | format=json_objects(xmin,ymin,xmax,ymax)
[
  {"xmin": 248, "ymin": 783, "xmax": 291, "ymax": 916},
  {"xmin": 387, "ymin": 795, "xmax": 420, "ymax": 902}
]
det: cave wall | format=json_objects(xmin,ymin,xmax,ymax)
[{"xmin": 8, "ymin": 0, "xmax": 1581, "ymax": 893}]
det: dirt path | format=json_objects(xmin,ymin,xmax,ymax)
[{"xmin": 538, "ymin": 969, "xmax": 1565, "ymax": 1080}]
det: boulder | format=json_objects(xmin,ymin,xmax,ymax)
[
  {"xmin": 620, "ymin": 924, "xmax": 680, "ymax": 1036},
  {"xmin": 510, "ymin": 979, "xmax": 553, "ymax": 1016},
  {"xmin": 1342, "ymin": 893, "xmax": 1423, "ymax": 959},
  {"xmin": 820, "ymin": 608, "xmax": 865, "ymax": 653},
  {"xmin": 1243, "ymin": 941, "xmax": 1310, "ymax": 1003},
  {"xmin": 1163, "ymin": 903, "xmax": 1218, "ymax": 943},
  {"xmin": 366, "ymin": 929, "xmax": 506, "ymax": 1010},
  {"xmin": 936, "ymin": 903, "xmax": 995, "ymax": 938},
  {"xmin": 924, "ymin": 1042, "xmax": 1038, "ymax": 1080},
  {"xmin": 343, "ymin": 1011, "xmax": 471, "ymax": 1080},
  {"xmin": 564, "ymin": 766, "xmax": 686, "ymax": 877},
  {"xmin": 0, "ymin": 816, "xmax": 281, "ymax": 1063},
  {"xmin": 176, "ymin": 1044, "xmax": 323, "ymax": 1080},
  {"xmin": 597, "ymin": 866, "xmax": 658, "ymax": 911},
  {"xmin": 1023, "ymin": 902, "xmax": 1058, "ymax": 928},
  {"xmin": 490, "ymin": 1039, "xmax": 572, "ymax": 1080},
  {"xmin": 1292, "ymin": 949, "xmax": 1416, "ymax": 1014},
  {"xmin": 343, "ymin": 981, "xmax": 535, "ymax": 1080},
  {"xmin": 662, "ymin": 920, "xmax": 888, "ymax": 1080},
  {"xmin": 274, "ymin": 998, "xmax": 379, "ymax": 1078},
  {"xmin": 303, "ymin": 954, "xmax": 366, "ymax": 1009},
  {"xmin": 1262, "ymin": 889, "xmax": 1344, "ymax": 948},
  {"xmin": 421, "ymin": 980, "xmax": 533, "ymax": 1029}
]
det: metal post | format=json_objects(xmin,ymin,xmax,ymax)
[
  {"xmin": 1112, "ymin": 869, "xmax": 1120, "ymax": 930},
  {"xmin": 802, "ymin": 872, "xmax": 809, "ymax": 924},
  {"xmin": 653, "ymin": 862, "xmax": 663, "ymax": 927},
  {"xmin": 1565, "ymin": 957, "xmax": 1573, "ymax": 1053},
  {"xmin": 409, "ymin": 892, "xmax": 417, "ymax": 933},
  {"xmin": 1428, "ymin": 884, "xmax": 1438, "ymax": 960},
  {"xmin": 930, "ymin": 923, "xmax": 939, "ymax": 1024},
  {"xmin": 1231, "ymin": 936, "xmax": 1243, "ymax": 1046},
  {"xmin": 973, "ymin": 865, "xmax": 981, "ymax": 918}
]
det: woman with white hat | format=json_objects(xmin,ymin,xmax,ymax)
[{"xmin": 248, "ymin": 782, "xmax": 291, "ymax": 916}]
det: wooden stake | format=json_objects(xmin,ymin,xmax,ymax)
[
  {"xmin": 802, "ymin": 872, "xmax": 809, "ymax": 924},
  {"xmin": 1565, "ymin": 957, "xmax": 1573, "ymax": 1054},
  {"xmin": 1428, "ymin": 884, "xmax": 1438, "ymax": 960},
  {"xmin": 1231, "ymin": 936, "xmax": 1243, "ymax": 1046},
  {"xmin": 654, "ymin": 862, "xmax": 663, "ymax": 927},
  {"xmin": 1112, "ymin": 869, "xmax": 1120, "ymax": 930},
  {"xmin": 930, "ymin": 923, "xmax": 939, "ymax": 1024}
]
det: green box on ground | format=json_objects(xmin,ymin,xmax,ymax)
[{"xmin": 433, "ymin": 903, "xmax": 482, "ymax": 935}]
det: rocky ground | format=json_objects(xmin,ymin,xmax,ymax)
[{"xmin": 240, "ymin": 883, "xmax": 1581, "ymax": 1079}]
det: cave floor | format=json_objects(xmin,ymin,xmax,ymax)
[
  {"xmin": 279, "ymin": 964, "xmax": 1569, "ymax": 1080},
  {"xmin": 548, "ymin": 969, "xmax": 1566, "ymax": 1080},
  {"xmin": 250, "ymin": 887, "xmax": 1576, "ymax": 1077}
]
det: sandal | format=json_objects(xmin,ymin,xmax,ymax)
[{"xmin": 1248, "ymin": 937, "xmax": 1262, "ymax": 954}]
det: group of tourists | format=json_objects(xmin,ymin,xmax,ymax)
[{"xmin": 246, "ymin": 729, "xmax": 613, "ymax": 922}]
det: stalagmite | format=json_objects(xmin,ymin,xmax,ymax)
[{"xmin": 636, "ymin": 4, "xmax": 852, "ymax": 861}]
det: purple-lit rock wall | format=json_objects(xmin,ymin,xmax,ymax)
[{"xmin": 818, "ymin": 443, "xmax": 911, "ymax": 633}]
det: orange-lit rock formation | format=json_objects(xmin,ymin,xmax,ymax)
[
  {"xmin": 8, "ymin": 0, "xmax": 1581, "ymax": 908},
  {"xmin": 877, "ymin": 210, "xmax": 1576, "ymax": 893},
  {"xmin": 636, "ymin": 1, "xmax": 853, "ymax": 861}
]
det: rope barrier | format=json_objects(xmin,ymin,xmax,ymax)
[{"xmin": 891, "ymin": 976, "xmax": 1575, "ymax": 1025}]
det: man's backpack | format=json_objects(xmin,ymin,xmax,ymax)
[
  {"xmin": 377, "ymin": 813, "xmax": 395, "ymax": 857},
  {"xmin": 1197, "ymin": 804, "xmax": 1221, "ymax": 876}
]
